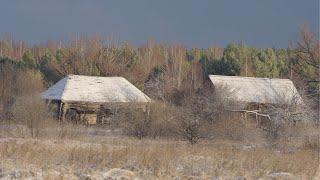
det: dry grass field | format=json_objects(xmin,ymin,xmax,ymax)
[{"xmin": 0, "ymin": 122, "xmax": 319, "ymax": 179}]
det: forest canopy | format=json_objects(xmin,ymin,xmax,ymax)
[{"xmin": 0, "ymin": 26, "xmax": 319, "ymax": 107}]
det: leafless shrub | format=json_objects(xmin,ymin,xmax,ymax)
[
  {"xmin": 165, "ymin": 85, "xmax": 249, "ymax": 143},
  {"xmin": 11, "ymin": 95, "xmax": 50, "ymax": 138},
  {"xmin": 0, "ymin": 62, "xmax": 16, "ymax": 120},
  {"xmin": 122, "ymin": 108, "xmax": 152, "ymax": 139},
  {"xmin": 0, "ymin": 63, "xmax": 44, "ymax": 120},
  {"xmin": 0, "ymin": 65, "xmax": 49, "ymax": 138},
  {"xmin": 174, "ymin": 109, "xmax": 201, "ymax": 144},
  {"xmin": 146, "ymin": 103, "xmax": 176, "ymax": 138},
  {"xmin": 116, "ymin": 100, "xmax": 206, "ymax": 144},
  {"xmin": 116, "ymin": 102, "xmax": 175, "ymax": 139},
  {"xmin": 243, "ymin": 91, "xmax": 319, "ymax": 141}
]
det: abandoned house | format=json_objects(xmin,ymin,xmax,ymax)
[
  {"xmin": 41, "ymin": 75, "xmax": 151, "ymax": 124},
  {"xmin": 209, "ymin": 75, "xmax": 303, "ymax": 109}
]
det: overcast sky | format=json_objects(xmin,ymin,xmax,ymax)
[{"xmin": 0, "ymin": 0, "xmax": 318, "ymax": 48}]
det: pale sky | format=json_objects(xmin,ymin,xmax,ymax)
[{"xmin": 0, "ymin": 0, "xmax": 318, "ymax": 47}]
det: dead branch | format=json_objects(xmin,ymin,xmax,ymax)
[{"xmin": 228, "ymin": 109, "xmax": 272, "ymax": 121}]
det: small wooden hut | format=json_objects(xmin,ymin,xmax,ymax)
[
  {"xmin": 41, "ymin": 75, "xmax": 151, "ymax": 124},
  {"xmin": 208, "ymin": 75, "xmax": 304, "ymax": 123}
]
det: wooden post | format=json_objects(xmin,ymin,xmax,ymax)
[
  {"xmin": 61, "ymin": 103, "xmax": 68, "ymax": 121},
  {"xmin": 58, "ymin": 102, "xmax": 63, "ymax": 121},
  {"xmin": 46, "ymin": 100, "xmax": 51, "ymax": 107},
  {"xmin": 244, "ymin": 112, "xmax": 247, "ymax": 121},
  {"xmin": 243, "ymin": 112, "xmax": 248, "ymax": 128},
  {"xmin": 58, "ymin": 102, "xmax": 68, "ymax": 121}
]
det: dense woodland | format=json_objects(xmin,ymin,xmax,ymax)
[{"xmin": 0, "ymin": 26, "xmax": 319, "ymax": 141}]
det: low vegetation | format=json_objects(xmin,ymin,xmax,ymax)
[
  {"xmin": 0, "ymin": 91, "xmax": 319, "ymax": 178},
  {"xmin": 0, "ymin": 122, "xmax": 319, "ymax": 179}
]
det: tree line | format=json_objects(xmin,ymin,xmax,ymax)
[{"xmin": 0, "ymin": 26, "xmax": 319, "ymax": 107}]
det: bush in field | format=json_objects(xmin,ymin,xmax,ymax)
[
  {"xmin": 116, "ymin": 86, "xmax": 237, "ymax": 144},
  {"xmin": 116, "ymin": 85, "xmax": 243, "ymax": 144},
  {"xmin": 117, "ymin": 102, "xmax": 175, "ymax": 139},
  {"xmin": 123, "ymin": 109, "xmax": 152, "ymax": 139},
  {"xmin": 117, "ymin": 100, "xmax": 205, "ymax": 144},
  {"xmin": 174, "ymin": 108, "xmax": 201, "ymax": 144},
  {"xmin": 12, "ymin": 95, "xmax": 49, "ymax": 138},
  {"xmin": 0, "ymin": 60, "xmax": 55, "ymax": 138},
  {"xmin": 0, "ymin": 60, "xmax": 44, "ymax": 121}
]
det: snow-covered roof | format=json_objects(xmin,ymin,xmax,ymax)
[
  {"xmin": 41, "ymin": 75, "xmax": 151, "ymax": 103},
  {"xmin": 209, "ymin": 75, "xmax": 303, "ymax": 105}
]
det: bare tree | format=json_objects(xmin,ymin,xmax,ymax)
[{"xmin": 293, "ymin": 25, "xmax": 320, "ymax": 70}]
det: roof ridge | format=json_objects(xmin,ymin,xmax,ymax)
[
  {"xmin": 67, "ymin": 74, "xmax": 125, "ymax": 79},
  {"xmin": 209, "ymin": 75, "xmax": 292, "ymax": 82}
]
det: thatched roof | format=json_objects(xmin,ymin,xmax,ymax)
[
  {"xmin": 209, "ymin": 75, "xmax": 303, "ymax": 105},
  {"xmin": 41, "ymin": 75, "xmax": 151, "ymax": 103}
]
